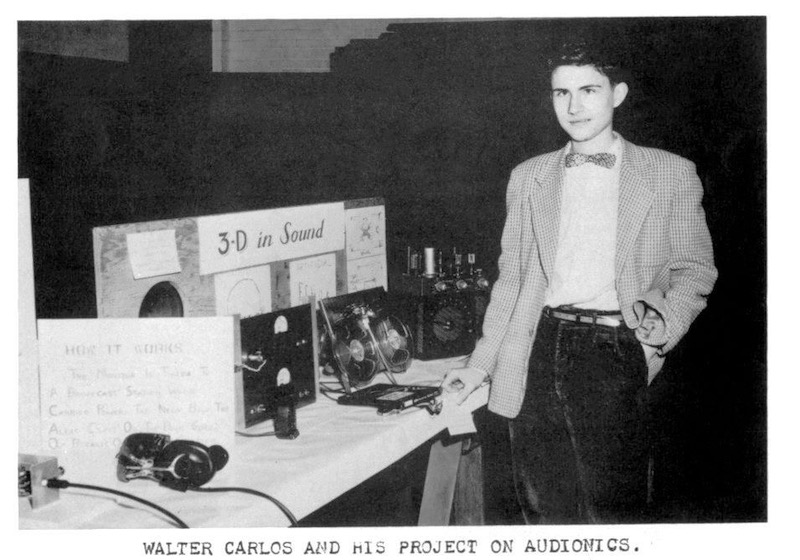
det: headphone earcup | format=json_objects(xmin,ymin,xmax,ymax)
[
  {"xmin": 156, "ymin": 441, "xmax": 215, "ymax": 488},
  {"xmin": 116, "ymin": 433, "xmax": 170, "ymax": 483},
  {"xmin": 172, "ymin": 454, "xmax": 196, "ymax": 480},
  {"xmin": 207, "ymin": 445, "xmax": 229, "ymax": 472}
]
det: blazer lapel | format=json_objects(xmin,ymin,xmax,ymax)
[
  {"xmin": 530, "ymin": 148, "xmax": 565, "ymax": 280},
  {"xmin": 616, "ymin": 140, "xmax": 654, "ymax": 278}
]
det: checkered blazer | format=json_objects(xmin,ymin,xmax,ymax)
[{"xmin": 468, "ymin": 136, "xmax": 718, "ymax": 419}]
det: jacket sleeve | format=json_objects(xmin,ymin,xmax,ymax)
[
  {"xmin": 467, "ymin": 166, "xmax": 534, "ymax": 377},
  {"xmin": 637, "ymin": 160, "xmax": 718, "ymax": 354}
]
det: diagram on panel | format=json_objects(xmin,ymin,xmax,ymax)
[
  {"xmin": 289, "ymin": 253, "xmax": 336, "ymax": 307},
  {"xmin": 345, "ymin": 206, "xmax": 385, "ymax": 259},
  {"xmin": 347, "ymin": 254, "xmax": 388, "ymax": 293},
  {"xmin": 214, "ymin": 264, "xmax": 272, "ymax": 318}
]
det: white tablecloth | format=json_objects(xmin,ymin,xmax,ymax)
[{"xmin": 19, "ymin": 357, "xmax": 489, "ymax": 529}]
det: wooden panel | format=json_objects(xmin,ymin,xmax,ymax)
[
  {"xmin": 417, "ymin": 437, "xmax": 462, "ymax": 526},
  {"xmin": 93, "ymin": 217, "xmax": 216, "ymax": 318},
  {"xmin": 453, "ymin": 441, "xmax": 485, "ymax": 525}
]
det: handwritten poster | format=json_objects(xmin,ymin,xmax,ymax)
[
  {"xmin": 289, "ymin": 253, "xmax": 337, "ymax": 307},
  {"xmin": 37, "ymin": 317, "xmax": 235, "ymax": 485},
  {"xmin": 197, "ymin": 202, "xmax": 345, "ymax": 275}
]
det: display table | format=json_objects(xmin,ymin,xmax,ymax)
[{"xmin": 19, "ymin": 357, "xmax": 488, "ymax": 529}]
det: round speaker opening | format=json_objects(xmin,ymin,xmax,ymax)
[{"xmin": 139, "ymin": 281, "xmax": 185, "ymax": 318}]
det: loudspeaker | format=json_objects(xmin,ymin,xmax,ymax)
[
  {"xmin": 414, "ymin": 291, "xmax": 478, "ymax": 360},
  {"xmin": 318, "ymin": 287, "xmax": 414, "ymax": 391},
  {"xmin": 389, "ymin": 279, "xmax": 489, "ymax": 360},
  {"xmin": 154, "ymin": 439, "xmax": 229, "ymax": 489}
]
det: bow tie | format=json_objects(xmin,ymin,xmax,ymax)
[{"xmin": 565, "ymin": 152, "xmax": 617, "ymax": 169}]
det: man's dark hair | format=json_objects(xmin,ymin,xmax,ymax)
[{"xmin": 547, "ymin": 40, "xmax": 627, "ymax": 85}]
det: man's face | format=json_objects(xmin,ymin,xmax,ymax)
[{"xmin": 551, "ymin": 64, "xmax": 628, "ymax": 153}]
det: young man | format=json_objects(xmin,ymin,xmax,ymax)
[{"xmin": 442, "ymin": 42, "xmax": 717, "ymax": 524}]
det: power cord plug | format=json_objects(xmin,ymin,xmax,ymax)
[{"xmin": 18, "ymin": 454, "xmax": 61, "ymax": 509}]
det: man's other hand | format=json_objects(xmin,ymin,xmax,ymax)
[
  {"xmin": 635, "ymin": 305, "xmax": 666, "ymax": 346},
  {"xmin": 442, "ymin": 366, "xmax": 487, "ymax": 405}
]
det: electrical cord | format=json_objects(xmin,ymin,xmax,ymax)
[
  {"xmin": 320, "ymin": 380, "xmax": 345, "ymax": 391},
  {"xmin": 238, "ymin": 361, "xmax": 267, "ymax": 373},
  {"xmin": 319, "ymin": 388, "xmax": 345, "ymax": 402},
  {"xmin": 44, "ymin": 478, "xmax": 189, "ymax": 528},
  {"xmin": 319, "ymin": 380, "xmax": 346, "ymax": 402},
  {"xmin": 44, "ymin": 479, "xmax": 299, "ymax": 527},
  {"xmin": 235, "ymin": 430, "xmax": 277, "ymax": 438},
  {"xmin": 188, "ymin": 486, "xmax": 299, "ymax": 527}
]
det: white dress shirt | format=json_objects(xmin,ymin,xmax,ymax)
[{"xmin": 544, "ymin": 136, "xmax": 623, "ymax": 311}]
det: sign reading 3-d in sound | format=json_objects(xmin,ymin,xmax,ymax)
[{"xmin": 197, "ymin": 202, "xmax": 346, "ymax": 275}]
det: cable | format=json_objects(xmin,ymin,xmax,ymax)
[
  {"xmin": 319, "ymin": 380, "xmax": 346, "ymax": 402},
  {"xmin": 235, "ymin": 430, "xmax": 276, "ymax": 438},
  {"xmin": 189, "ymin": 486, "xmax": 299, "ymax": 527},
  {"xmin": 319, "ymin": 381, "xmax": 344, "ymax": 391},
  {"xmin": 238, "ymin": 361, "xmax": 267, "ymax": 373},
  {"xmin": 319, "ymin": 388, "xmax": 345, "ymax": 402},
  {"xmin": 44, "ymin": 478, "xmax": 189, "ymax": 528}
]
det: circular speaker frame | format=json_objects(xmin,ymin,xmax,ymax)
[{"xmin": 139, "ymin": 281, "xmax": 185, "ymax": 318}]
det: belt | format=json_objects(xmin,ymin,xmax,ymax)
[{"xmin": 543, "ymin": 306, "xmax": 624, "ymax": 328}]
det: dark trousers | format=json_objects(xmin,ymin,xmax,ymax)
[{"xmin": 509, "ymin": 308, "xmax": 650, "ymax": 524}]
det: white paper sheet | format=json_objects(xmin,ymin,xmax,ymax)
[
  {"xmin": 37, "ymin": 317, "xmax": 236, "ymax": 486},
  {"xmin": 213, "ymin": 264, "xmax": 272, "ymax": 318},
  {"xmin": 345, "ymin": 205, "xmax": 386, "ymax": 259},
  {"xmin": 347, "ymin": 254, "xmax": 388, "ymax": 292},
  {"xmin": 289, "ymin": 253, "xmax": 337, "ymax": 307},
  {"xmin": 126, "ymin": 229, "xmax": 182, "ymax": 279}
]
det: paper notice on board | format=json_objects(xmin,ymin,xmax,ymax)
[
  {"xmin": 345, "ymin": 205, "xmax": 386, "ymax": 259},
  {"xmin": 126, "ymin": 229, "xmax": 181, "ymax": 279},
  {"xmin": 347, "ymin": 254, "xmax": 388, "ymax": 292},
  {"xmin": 289, "ymin": 253, "xmax": 337, "ymax": 307},
  {"xmin": 214, "ymin": 264, "xmax": 272, "ymax": 318},
  {"xmin": 37, "ymin": 317, "xmax": 235, "ymax": 486}
]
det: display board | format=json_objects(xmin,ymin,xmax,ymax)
[
  {"xmin": 19, "ymin": 179, "xmax": 40, "ymax": 452},
  {"xmin": 92, "ymin": 197, "xmax": 386, "ymax": 320}
]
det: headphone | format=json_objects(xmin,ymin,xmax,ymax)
[{"xmin": 117, "ymin": 433, "xmax": 229, "ymax": 491}]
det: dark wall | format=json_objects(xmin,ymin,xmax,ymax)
[{"xmin": 18, "ymin": 17, "xmax": 766, "ymax": 523}]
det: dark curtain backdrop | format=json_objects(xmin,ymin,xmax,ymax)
[{"xmin": 18, "ymin": 17, "xmax": 766, "ymax": 523}]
